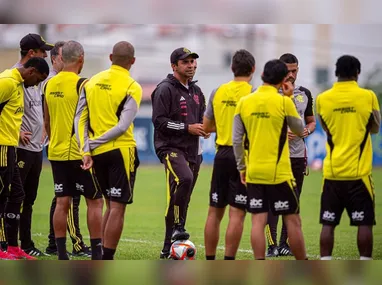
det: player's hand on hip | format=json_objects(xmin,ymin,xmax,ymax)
[
  {"xmin": 188, "ymin": 123, "xmax": 207, "ymax": 137},
  {"xmin": 288, "ymin": 130, "xmax": 297, "ymax": 140},
  {"xmin": 81, "ymin": 155, "xmax": 93, "ymax": 170},
  {"xmin": 282, "ymin": 81, "xmax": 294, "ymax": 97},
  {"xmin": 240, "ymin": 171, "xmax": 246, "ymax": 186},
  {"xmin": 20, "ymin": 131, "xmax": 32, "ymax": 145},
  {"xmin": 299, "ymin": 128, "xmax": 310, "ymax": 138},
  {"xmin": 40, "ymin": 128, "xmax": 48, "ymax": 144}
]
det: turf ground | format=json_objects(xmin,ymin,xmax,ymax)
[{"xmin": 31, "ymin": 164, "xmax": 381, "ymax": 260}]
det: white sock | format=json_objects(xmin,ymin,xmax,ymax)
[
  {"xmin": 320, "ymin": 256, "xmax": 332, "ymax": 260},
  {"xmin": 360, "ymin": 256, "xmax": 372, "ymax": 260}
]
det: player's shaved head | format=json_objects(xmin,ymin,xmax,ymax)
[
  {"xmin": 110, "ymin": 41, "xmax": 135, "ymax": 69},
  {"xmin": 62, "ymin": 41, "xmax": 84, "ymax": 64}
]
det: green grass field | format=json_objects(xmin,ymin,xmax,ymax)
[{"xmin": 31, "ymin": 164, "xmax": 382, "ymax": 260}]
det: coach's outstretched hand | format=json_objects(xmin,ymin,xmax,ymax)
[
  {"xmin": 81, "ymin": 155, "xmax": 93, "ymax": 170},
  {"xmin": 188, "ymin": 123, "xmax": 207, "ymax": 137}
]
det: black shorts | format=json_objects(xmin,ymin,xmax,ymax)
[
  {"xmin": 247, "ymin": 180, "xmax": 299, "ymax": 215},
  {"xmin": 320, "ymin": 177, "xmax": 375, "ymax": 226},
  {"xmin": 50, "ymin": 160, "xmax": 102, "ymax": 200},
  {"xmin": 0, "ymin": 146, "xmax": 24, "ymax": 203},
  {"xmin": 210, "ymin": 146, "xmax": 247, "ymax": 210},
  {"xmin": 93, "ymin": 147, "xmax": 139, "ymax": 204}
]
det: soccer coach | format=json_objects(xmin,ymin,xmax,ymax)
[{"xmin": 151, "ymin": 47, "xmax": 207, "ymax": 259}]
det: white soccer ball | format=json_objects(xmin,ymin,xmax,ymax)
[{"xmin": 169, "ymin": 240, "xmax": 197, "ymax": 260}]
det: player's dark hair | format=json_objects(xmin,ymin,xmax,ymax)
[
  {"xmin": 279, "ymin": 53, "xmax": 299, "ymax": 65},
  {"xmin": 50, "ymin": 41, "xmax": 65, "ymax": 64},
  {"xmin": 335, "ymin": 55, "xmax": 361, "ymax": 79},
  {"xmin": 261, "ymin": 59, "xmax": 288, "ymax": 85},
  {"xmin": 231, "ymin": 49, "xmax": 255, "ymax": 77},
  {"xmin": 23, "ymin": 57, "xmax": 50, "ymax": 75}
]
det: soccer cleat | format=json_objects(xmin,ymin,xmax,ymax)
[
  {"xmin": 0, "ymin": 250, "xmax": 17, "ymax": 260},
  {"xmin": 265, "ymin": 246, "xmax": 279, "ymax": 258},
  {"xmin": 278, "ymin": 245, "xmax": 293, "ymax": 256},
  {"xmin": 72, "ymin": 244, "xmax": 91, "ymax": 258},
  {"xmin": 23, "ymin": 247, "xmax": 49, "ymax": 257},
  {"xmin": 171, "ymin": 226, "xmax": 190, "ymax": 242},
  {"xmin": 159, "ymin": 250, "xmax": 170, "ymax": 259},
  {"xmin": 7, "ymin": 246, "xmax": 37, "ymax": 260}
]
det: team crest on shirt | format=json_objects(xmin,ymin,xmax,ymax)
[
  {"xmin": 193, "ymin": 95, "xmax": 200, "ymax": 105},
  {"xmin": 295, "ymin": 94, "xmax": 304, "ymax": 103},
  {"xmin": 18, "ymin": 161, "xmax": 25, "ymax": 168},
  {"xmin": 170, "ymin": 152, "xmax": 178, "ymax": 158}
]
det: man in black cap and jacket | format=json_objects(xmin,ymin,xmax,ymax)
[{"xmin": 151, "ymin": 47, "xmax": 207, "ymax": 259}]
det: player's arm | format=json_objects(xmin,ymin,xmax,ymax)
[
  {"xmin": 43, "ymin": 98, "xmax": 51, "ymax": 139},
  {"xmin": 203, "ymin": 88, "xmax": 217, "ymax": 133},
  {"xmin": 370, "ymin": 91, "xmax": 381, "ymax": 134},
  {"xmin": 74, "ymin": 88, "xmax": 91, "ymax": 156},
  {"xmin": 232, "ymin": 100, "xmax": 246, "ymax": 176},
  {"xmin": 89, "ymin": 84, "xmax": 143, "ymax": 150},
  {"xmin": 40, "ymin": 82, "xmax": 48, "ymax": 145},
  {"xmin": 301, "ymin": 88, "xmax": 316, "ymax": 138},
  {"xmin": 315, "ymin": 95, "xmax": 328, "ymax": 133},
  {"xmin": 284, "ymin": 97, "xmax": 304, "ymax": 135}
]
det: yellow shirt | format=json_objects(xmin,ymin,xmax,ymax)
[
  {"xmin": 316, "ymin": 81, "xmax": 381, "ymax": 179},
  {"xmin": 233, "ymin": 85, "xmax": 303, "ymax": 184},
  {"xmin": 0, "ymin": 68, "xmax": 24, "ymax": 146},
  {"xmin": 77, "ymin": 65, "xmax": 142, "ymax": 156},
  {"xmin": 45, "ymin": 71, "xmax": 85, "ymax": 161},
  {"xmin": 205, "ymin": 81, "xmax": 253, "ymax": 146}
]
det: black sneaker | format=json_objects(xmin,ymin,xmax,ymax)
[
  {"xmin": 23, "ymin": 246, "xmax": 48, "ymax": 257},
  {"xmin": 45, "ymin": 246, "xmax": 58, "ymax": 255},
  {"xmin": 72, "ymin": 244, "xmax": 91, "ymax": 258},
  {"xmin": 266, "ymin": 246, "xmax": 279, "ymax": 257},
  {"xmin": 171, "ymin": 226, "xmax": 190, "ymax": 242},
  {"xmin": 45, "ymin": 246, "xmax": 72, "ymax": 256},
  {"xmin": 160, "ymin": 250, "xmax": 170, "ymax": 259},
  {"xmin": 278, "ymin": 244, "xmax": 293, "ymax": 256}
]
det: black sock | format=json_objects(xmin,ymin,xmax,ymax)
[
  {"xmin": 256, "ymin": 258, "xmax": 265, "ymax": 260},
  {"xmin": 102, "ymin": 247, "xmax": 116, "ymax": 260},
  {"xmin": 5, "ymin": 202, "xmax": 21, "ymax": 247},
  {"xmin": 224, "ymin": 256, "xmax": 235, "ymax": 260},
  {"xmin": 56, "ymin": 237, "xmax": 69, "ymax": 260},
  {"xmin": 206, "ymin": 255, "xmax": 216, "ymax": 260},
  {"xmin": 90, "ymin": 238, "xmax": 102, "ymax": 260}
]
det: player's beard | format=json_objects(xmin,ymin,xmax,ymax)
[{"xmin": 287, "ymin": 77, "xmax": 295, "ymax": 84}]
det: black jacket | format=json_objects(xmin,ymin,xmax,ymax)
[{"xmin": 151, "ymin": 74, "xmax": 206, "ymax": 163}]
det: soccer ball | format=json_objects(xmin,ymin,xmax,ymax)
[{"xmin": 169, "ymin": 240, "xmax": 197, "ymax": 260}]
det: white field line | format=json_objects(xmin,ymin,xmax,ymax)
[{"xmin": 32, "ymin": 233, "xmax": 347, "ymax": 260}]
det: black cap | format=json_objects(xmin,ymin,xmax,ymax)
[
  {"xmin": 20, "ymin": 33, "xmax": 54, "ymax": 51},
  {"xmin": 170, "ymin": 47, "xmax": 199, "ymax": 64}
]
